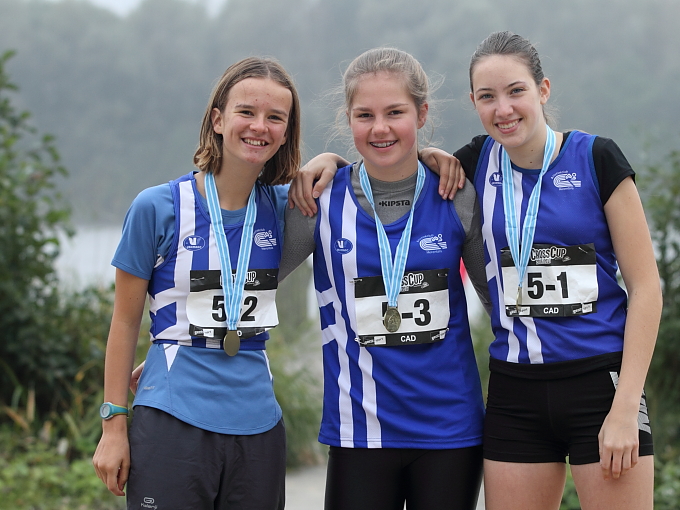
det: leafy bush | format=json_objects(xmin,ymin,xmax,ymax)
[
  {"xmin": 269, "ymin": 261, "xmax": 324, "ymax": 468},
  {"xmin": 0, "ymin": 428, "xmax": 123, "ymax": 510}
]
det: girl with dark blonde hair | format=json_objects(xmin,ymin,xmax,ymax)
[{"xmin": 93, "ymin": 56, "xmax": 300, "ymax": 510}]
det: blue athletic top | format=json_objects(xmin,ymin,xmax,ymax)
[
  {"xmin": 113, "ymin": 171, "xmax": 288, "ymax": 434},
  {"xmin": 471, "ymin": 131, "xmax": 630, "ymax": 367},
  {"xmin": 313, "ymin": 164, "xmax": 485, "ymax": 449}
]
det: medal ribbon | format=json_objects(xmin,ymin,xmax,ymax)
[
  {"xmin": 358, "ymin": 161, "xmax": 426, "ymax": 308},
  {"xmin": 501, "ymin": 126, "xmax": 556, "ymax": 304},
  {"xmin": 204, "ymin": 171, "xmax": 258, "ymax": 331}
]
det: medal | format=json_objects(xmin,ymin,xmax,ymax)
[
  {"xmin": 358, "ymin": 161, "xmax": 425, "ymax": 335},
  {"xmin": 204, "ymin": 171, "xmax": 257, "ymax": 355},
  {"xmin": 383, "ymin": 306, "xmax": 401, "ymax": 333},
  {"xmin": 223, "ymin": 329, "xmax": 240, "ymax": 356},
  {"xmin": 501, "ymin": 126, "xmax": 556, "ymax": 308}
]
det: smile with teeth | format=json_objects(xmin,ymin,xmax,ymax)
[
  {"xmin": 370, "ymin": 140, "xmax": 397, "ymax": 148},
  {"xmin": 497, "ymin": 119, "xmax": 520, "ymax": 130},
  {"xmin": 243, "ymin": 138, "xmax": 267, "ymax": 146}
]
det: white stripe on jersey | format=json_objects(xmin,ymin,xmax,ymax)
[
  {"xmin": 318, "ymin": 186, "xmax": 355, "ymax": 447},
  {"xmin": 317, "ymin": 185, "xmax": 382, "ymax": 448},
  {"xmin": 339, "ymin": 190, "xmax": 381, "ymax": 448},
  {"xmin": 149, "ymin": 180, "xmax": 195, "ymax": 342},
  {"xmin": 483, "ymin": 144, "xmax": 544, "ymax": 363}
]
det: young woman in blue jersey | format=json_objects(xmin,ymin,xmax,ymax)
[
  {"xmin": 433, "ymin": 32, "xmax": 660, "ymax": 510},
  {"xmin": 92, "ymin": 57, "xmax": 300, "ymax": 510},
  {"xmin": 295, "ymin": 33, "xmax": 661, "ymax": 510},
  {"xmin": 281, "ymin": 47, "xmax": 487, "ymax": 510}
]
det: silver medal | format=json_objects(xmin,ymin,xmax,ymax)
[{"xmin": 383, "ymin": 306, "xmax": 401, "ymax": 333}]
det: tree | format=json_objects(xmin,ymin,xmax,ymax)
[
  {"xmin": 639, "ymin": 150, "xmax": 680, "ymax": 453},
  {"xmin": 0, "ymin": 50, "xmax": 111, "ymax": 435}
]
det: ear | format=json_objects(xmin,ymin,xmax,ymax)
[
  {"xmin": 539, "ymin": 77, "xmax": 551, "ymax": 105},
  {"xmin": 211, "ymin": 107, "xmax": 224, "ymax": 134},
  {"xmin": 417, "ymin": 102, "xmax": 429, "ymax": 129},
  {"xmin": 469, "ymin": 91, "xmax": 476, "ymax": 108}
]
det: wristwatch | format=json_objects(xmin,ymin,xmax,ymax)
[{"xmin": 99, "ymin": 402, "xmax": 129, "ymax": 420}]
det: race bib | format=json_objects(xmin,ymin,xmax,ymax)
[
  {"xmin": 501, "ymin": 243, "xmax": 598, "ymax": 317},
  {"xmin": 186, "ymin": 268, "xmax": 278, "ymax": 339},
  {"xmin": 353, "ymin": 269, "xmax": 450, "ymax": 347}
]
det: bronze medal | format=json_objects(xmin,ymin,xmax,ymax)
[
  {"xmin": 383, "ymin": 306, "xmax": 401, "ymax": 333},
  {"xmin": 223, "ymin": 329, "xmax": 240, "ymax": 356}
]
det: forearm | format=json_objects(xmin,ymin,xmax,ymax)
[
  {"xmin": 613, "ymin": 286, "xmax": 661, "ymax": 411},
  {"xmin": 102, "ymin": 269, "xmax": 148, "ymax": 427}
]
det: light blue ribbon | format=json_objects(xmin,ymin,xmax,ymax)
[
  {"xmin": 358, "ymin": 161, "xmax": 426, "ymax": 308},
  {"xmin": 204, "ymin": 172, "xmax": 257, "ymax": 331},
  {"xmin": 501, "ymin": 126, "xmax": 556, "ymax": 303}
]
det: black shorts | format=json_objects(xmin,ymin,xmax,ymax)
[
  {"xmin": 483, "ymin": 366, "xmax": 654, "ymax": 465},
  {"xmin": 126, "ymin": 406, "xmax": 286, "ymax": 510},
  {"xmin": 324, "ymin": 445, "xmax": 483, "ymax": 510}
]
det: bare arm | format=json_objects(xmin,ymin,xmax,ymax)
[
  {"xmin": 92, "ymin": 269, "xmax": 148, "ymax": 496},
  {"xmin": 598, "ymin": 176, "xmax": 661, "ymax": 480},
  {"xmin": 288, "ymin": 153, "xmax": 349, "ymax": 216},
  {"xmin": 289, "ymin": 148, "xmax": 464, "ymax": 216},
  {"xmin": 419, "ymin": 147, "xmax": 466, "ymax": 199}
]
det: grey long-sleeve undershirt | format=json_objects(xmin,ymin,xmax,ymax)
[{"xmin": 279, "ymin": 163, "xmax": 491, "ymax": 314}]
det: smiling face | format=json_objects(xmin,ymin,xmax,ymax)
[
  {"xmin": 348, "ymin": 71, "xmax": 428, "ymax": 181},
  {"xmin": 470, "ymin": 54, "xmax": 550, "ymax": 166},
  {"xmin": 211, "ymin": 77, "xmax": 292, "ymax": 176}
]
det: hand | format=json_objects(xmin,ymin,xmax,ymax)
[
  {"xmin": 598, "ymin": 405, "xmax": 640, "ymax": 480},
  {"xmin": 129, "ymin": 361, "xmax": 145, "ymax": 395},
  {"xmin": 419, "ymin": 147, "xmax": 465, "ymax": 199},
  {"xmin": 288, "ymin": 153, "xmax": 349, "ymax": 216},
  {"xmin": 92, "ymin": 421, "xmax": 130, "ymax": 496}
]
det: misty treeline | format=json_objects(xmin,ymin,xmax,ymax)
[{"xmin": 0, "ymin": 0, "xmax": 678, "ymax": 223}]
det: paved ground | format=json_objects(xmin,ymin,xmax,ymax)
[{"xmin": 286, "ymin": 464, "xmax": 486, "ymax": 509}]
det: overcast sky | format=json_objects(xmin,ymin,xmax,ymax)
[{"xmin": 48, "ymin": 0, "xmax": 226, "ymax": 17}]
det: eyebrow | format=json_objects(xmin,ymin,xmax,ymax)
[
  {"xmin": 352, "ymin": 102, "xmax": 411, "ymax": 112},
  {"xmin": 475, "ymin": 80, "xmax": 528, "ymax": 94},
  {"xmin": 234, "ymin": 103, "xmax": 289, "ymax": 116}
]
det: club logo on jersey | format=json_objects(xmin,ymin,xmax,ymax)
[
  {"xmin": 183, "ymin": 235, "xmax": 206, "ymax": 251},
  {"xmin": 418, "ymin": 234, "xmax": 447, "ymax": 253},
  {"xmin": 552, "ymin": 171, "xmax": 581, "ymax": 190},
  {"xmin": 253, "ymin": 229, "xmax": 277, "ymax": 249},
  {"xmin": 400, "ymin": 272, "xmax": 429, "ymax": 291},
  {"xmin": 334, "ymin": 238, "xmax": 353, "ymax": 254},
  {"xmin": 530, "ymin": 246, "xmax": 569, "ymax": 265},
  {"xmin": 489, "ymin": 171, "xmax": 503, "ymax": 187}
]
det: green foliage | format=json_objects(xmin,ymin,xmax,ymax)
[
  {"xmin": 655, "ymin": 451, "xmax": 680, "ymax": 509},
  {"xmin": 268, "ymin": 262, "xmax": 324, "ymax": 468},
  {"xmin": 0, "ymin": 427, "xmax": 123, "ymax": 510},
  {"xmin": 638, "ymin": 150, "xmax": 680, "ymax": 450},
  {"xmin": 0, "ymin": 51, "xmax": 113, "ymax": 444},
  {"xmin": 559, "ymin": 468, "xmax": 580, "ymax": 510}
]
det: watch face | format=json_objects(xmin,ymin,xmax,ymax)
[{"xmin": 99, "ymin": 403, "xmax": 112, "ymax": 419}]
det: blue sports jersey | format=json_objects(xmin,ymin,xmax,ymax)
[
  {"xmin": 119, "ymin": 171, "xmax": 284, "ymax": 434},
  {"xmin": 313, "ymin": 164, "xmax": 485, "ymax": 449},
  {"xmin": 148, "ymin": 172, "xmax": 282, "ymax": 349},
  {"xmin": 474, "ymin": 131, "xmax": 628, "ymax": 364}
]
